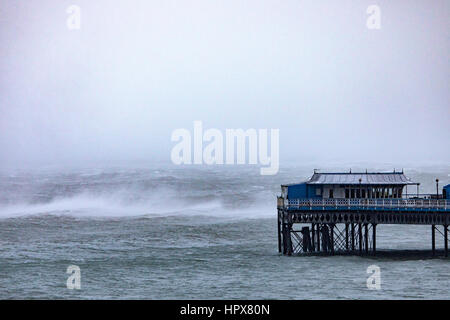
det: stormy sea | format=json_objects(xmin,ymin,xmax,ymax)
[{"xmin": 0, "ymin": 164, "xmax": 449, "ymax": 299}]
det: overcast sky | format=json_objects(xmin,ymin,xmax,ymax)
[{"xmin": 0, "ymin": 0, "xmax": 448, "ymax": 169}]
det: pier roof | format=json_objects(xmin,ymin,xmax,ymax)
[{"xmin": 306, "ymin": 172, "xmax": 418, "ymax": 185}]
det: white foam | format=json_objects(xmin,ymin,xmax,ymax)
[{"xmin": 0, "ymin": 191, "xmax": 274, "ymax": 219}]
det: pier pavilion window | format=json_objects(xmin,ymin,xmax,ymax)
[
  {"xmin": 397, "ymin": 187, "xmax": 403, "ymax": 198},
  {"xmin": 345, "ymin": 189, "xmax": 349, "ymax": 198}
]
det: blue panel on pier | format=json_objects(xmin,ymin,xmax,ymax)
[
  {"xmin": 444, "ymin": 184, "xmax": 450, "ymax": 199},
  {"xmin": 285, "ymin": 183, "xmax": 323, "ymax": 199},
  {"xmin": 307, "ymin": 185, "xmax": 323, "ymax": 198},
  {"xmin": 286, "ymin": 183, "xmax": 307, "ymax": 199}
]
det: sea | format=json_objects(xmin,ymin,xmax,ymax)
[{"xmin": 0, "ymin": 163, "xmax": 449, "ymax": 299}]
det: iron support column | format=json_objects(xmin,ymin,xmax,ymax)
[
  {"xmin": 345, "ymin": 223, "xmax": 349, "ymax": 251},
  {"xmin": 358, "ymin": 223, "xmax": 363, "ymax": 255},
  {"xmin": 432, "ymin": 225, "xmax": 435, "ymax": 256},
  {"xmin": 351, "ymin": 223, "xmax": 355, "ymax": 251},
  {"xmin": 330, "ymin": 224, "xmax": 335, "ymax": 255},
  {"xmin": 364, "ymin": 224, "xmax": 369, "ymax": 255},
  {"xmin": 281, "ymin": 212, "xmax": 288, "ymax": 255},
  {"xmin": 277, "ymin": 211, "xmax": 282, "ymax": 253},
  {"xmin": 445, "ymin": 225, "xmax": 448, "ymax": 258},
  {"xmin": 286, "ymin": 223, "xmax": 292, "ymax": 256},
  {"xmin": 311, "ymin": 223, "xmax": 316, "ymax": 252},
  {"xmin": 316, "ymin": 224, "xmax": 320, "ymax": 252},
  {"xmin": 372, "ymin": 224, "xmax": 376, "ymax": 255}
]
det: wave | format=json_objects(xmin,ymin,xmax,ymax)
[{"xmin": 0, "ymin": 189, "xmax": 275, "ymax": 219}]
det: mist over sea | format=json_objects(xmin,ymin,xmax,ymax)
[{"xmin": 0, "ymin": 163, "xmax": 449, "ymax": 299}]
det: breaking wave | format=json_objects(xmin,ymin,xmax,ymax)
[
  {"xmin": 0, "ymin": 193, "xmax": 273, "ymax": 219},
  {"xmin": 0, "ymin": 167, "xmax": 277, "ymax": 219}
]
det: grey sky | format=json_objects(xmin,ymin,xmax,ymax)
[{"xmin": 0, "ymin": 0, "xmax": 449, "ymax": 168}]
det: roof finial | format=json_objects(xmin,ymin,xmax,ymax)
[
  {"xmin": 366, "ymin": 169, "xmax": 368, "ymax": 174},
  {"xmin": 349, "ymin": 168, "xmax": 352, "ymax": 173}
]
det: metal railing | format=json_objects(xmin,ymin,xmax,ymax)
[
  {"xmin": 402, "ymin": 193, "xmax": 444, "ymax": 200},
  {"xmin": 286, "ymin": 198, "xmax": 449, "ymax": 210}
]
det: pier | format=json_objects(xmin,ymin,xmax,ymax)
[{"xmin": 277, "ymin": 171, "xmax": 450, "ymax": 257}]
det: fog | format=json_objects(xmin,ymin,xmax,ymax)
[{"xmin": 0, "ymin": 0, "xmax": 448, "ymax": 169}]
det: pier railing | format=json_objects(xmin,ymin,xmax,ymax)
[{"xmin": 286, "ymin": 198, "xmax": 449, "ymax": 210}]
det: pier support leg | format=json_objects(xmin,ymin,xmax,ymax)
[
  {"xmin": 280, "ymin": 211, "xmax": 293, "ymax": 256},
  {"xmin": 302, "ymin": 227, "xmax": 312, "ymax": 253},
  {"xmin": 311, "ymin": 224, "xmax": 316, "ymax": 252},
  {"xmin": 316, "ymin": 224, "xmax": 321, "ymax": 252},
  {"xmin": 351, "ymin": 223, "xmax": 355, "ymax": 251},
  {"xmin": 277, "ymin": 212, "xmax": 282, "ymax": 253},
  {"xmin": 358, "ymin": 223, "xmax": 363, "ymax": 255},
  {"xmin": 432, "ymin": 225, "xmax": 435, "ymax": 256},
  {"xmin": 286, "ymin": 224, "xmax": 293, "ymax": 256},
  {"xmin": 345, "ymin": 223, "xmax": 349, "ymax": 251},
  {"xmin": 372, "ymin": 224, "xmax": 376, "ymax": 256},
  {"xmin": 321, "ymin": 225, "xmax": 329, "ymax": 253},
  {"xmin": 445, "ymin": 225, "xmax": 448, "ymax": 258},
  {"xmin": 365, "ymin": 224, "xmax": 369, "ymax": 255},
  {"xmin": 330, "ymin": 224, "xmax": 335, "ymax": 255},
  {"xmin": 281, "ymin": 213, "xmax": 290, "ymax": 255}
]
